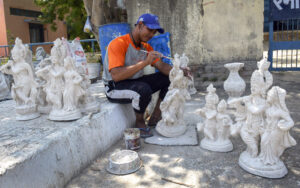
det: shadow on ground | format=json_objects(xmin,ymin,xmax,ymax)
[{"xmin": 66, "ymin": 72, "xmax": 300, "ymax": 188}]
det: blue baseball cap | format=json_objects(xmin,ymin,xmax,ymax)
[{"xmin": 136, "ymin": 13, "xmax": 164, "ymax": 33}]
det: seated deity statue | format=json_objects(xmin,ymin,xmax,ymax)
[
  {"xmin": 0, "ymin": 38, "xmax": 40, "ymax": 120},
  {"xmin": 35, "ymin": 46, "xmax": 49, "ymax": 61}
]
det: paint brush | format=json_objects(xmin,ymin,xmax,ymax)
[{"xmin": 140, "ymin": 50, "xmax": 173, "ymax": 60}]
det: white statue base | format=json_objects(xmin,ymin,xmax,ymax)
[
  {"xmin": 200, "ymin": 138, "xmax": 233, "ymax": 152},
  {"xmin": 155, "ymin": 122, "xmax": 187, "ymax": 138},
  {"xmin": 81, "ymin": 101, "xmax": 100, "ymax": 114},
  {"xmin": 16, "ymin": 104, "xmax": 40, "ymax": 121},
  {"xmin": 49, "ymin": 109, "xmax": 82, "ymax": 121},
  {"xmin": 239, "ymin": 151, "xmax": 288, "ymax": 178},
  {"xmin": 38, "ymin": 105, "xmax": 51, "ymax": 114}
]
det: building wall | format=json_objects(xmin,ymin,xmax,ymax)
[
  {"xmin": 0, "ymin": 0, "xmax": 8, "ymax": 56},
  {"xmin": 2, "ymin": 0, "xmax": 67, "ymax": 54},
  {"xmin": 126, "ymin": 0, "xmax": 264, "ymax": 65}
]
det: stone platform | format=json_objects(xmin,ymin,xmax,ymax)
[{"xmin": 0, "ymin": 81, "xmax": 135, "ymax": 188}]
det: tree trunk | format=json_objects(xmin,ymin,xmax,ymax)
[{"xmin": 83, "ymin": 0, "xmax": 127, "ymax": 47}]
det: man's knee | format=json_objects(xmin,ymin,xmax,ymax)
[{"xmin": 137, "ymin": 83, "xmax": 153, "ymax": 99}]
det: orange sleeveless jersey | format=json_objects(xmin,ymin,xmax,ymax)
[{"xmin": 107, "ymin": 34, "xmax": 159, "ymax": 71}]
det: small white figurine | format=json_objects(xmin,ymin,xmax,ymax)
[
  {"xmin": 155, "ymin": 54, "xmax": 191, "ymax": 137},
  {"xmin": 197, "ymin": 84, "xmax": 218, "ymax": 140},
  {"xmin": 77, "ymin": 66, "xmax": 100, "ymax": 114},
  {"xmin": 215, "ymin": 100, "xmax": 233, "ymax": 147},
  {"xmin": 35, "ymin": 63, "xmax": 52, "ymax": 114},
  {"xmin": 0, "ymin": 72, "xmax": 11, "ymax": 100},
  {"xmin": 0, "ymin": 38, "xmax": 40, "ymax": 120},
  {"xmin": 198, "ymin": 85, "xmax": 233, "ymax": 152},
  {"xmin": 229, "ymin": 100, "xmax": 246, "ymax": 136}
]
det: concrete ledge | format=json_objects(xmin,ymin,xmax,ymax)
[{"xmin": 0, "ymin": 82, "xmax": 135, "ymax": 188}]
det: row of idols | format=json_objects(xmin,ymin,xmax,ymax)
[
  {"xmin": 0, "ymin": 38, "xmax": 99, "ymax": 121},
  {"xmin": 155, "ymin": 56, "xmax": 296, "ymax": 179}
]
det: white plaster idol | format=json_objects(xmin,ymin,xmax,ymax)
[
  {"xmin": 35, "ymin": 47, "xmax": 52, "ymax": 114},
  {"xmin": 197, "ymin": 84, "xmax": 218, "ymax": 140},
  {"xmin": 0, "ymin": 72, "xmax": 11, "ymax": 100},
  {"xmin": 232, "ymin": 58, "xmax": 273, "ymax": 158},
  {"xmin": 0, "ymin": 38, "xmax": 40, "ymax": 120},
  {"xmin": 47, "ymin": 39, "xmax": 66, "ymax": 120},
  {"xmin": 259, "ymin": 86, "xmax": 296, "ymax": 177},
  {"xmin": 255, "ymin": 57, "xmax": 273, "ymax": 97},
  {"xmin": 198, "ymin": 86, "xmax": 233, "ymax": 152},
  {"xmin": 59, "ymin": 56, "xmax": 85, "ymax": 120},
  {"xmin": 24, "ymin": 44, "xmax": 35, "ymax": 73},
  {"xmin": 35, "ymin": 63, "xmax": 52, "ymax": 114},
  {"xmin": 229, "ymin": 99, "xmax": 246, "ymax": 136},
  {"xmin": 155, "ymin": 54, "xmax": 191, "ymax": 137},
  {"xmin": 77, "ymin": 66, "xmax": 100, "ymax": 114},
  {"xmin": 232, "ymin": 58, "xmax": 295, "ymax": 178},
  {"xmin": 239, "ymin": 86, "xmax": 296, "ymax": 178}
]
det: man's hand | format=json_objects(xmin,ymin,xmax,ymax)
[
  {"xmin": 180, "ymin": 66, "xmax": 192, "ymax": 80},
  {"xmin": 145, "ymin": 51, "xmax": 162, "ymax": 65}
]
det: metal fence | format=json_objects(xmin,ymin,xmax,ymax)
[
  {"xmin": 0, "ymin": 39, "xmax": 98, "ymax": 58},
  {"xmin": 268, "ymin": 0, "xmax": 300, "ymax": 71},
  {"xmin": 269, "ymin": 19, "xmax": 300, "ymax": 70}
]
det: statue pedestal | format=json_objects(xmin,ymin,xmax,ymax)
[
  {"xmin": 16, "ymin": 104, "xmax": 40, "ymax": 121},
  {"xmin": 38, "ymin": 105, "xmax": 51, "ymax": 114},
  {"xmin": 200, "ymin": 137, "xmax": 233, "ymax": 152},
  {"xmin": 81, "ymin": 101, "xmax": 100, "ymax": 114},
  {"xmin": 239, "ymin": 151, "xmax": 288, "ymax": 179},
  {"xmin": 49, "ymin": 109, "xmax": 81, "ymax": 121},
  {"xmin": 155, "ymin": 121, "xmax": 187, "ymax": 138}
]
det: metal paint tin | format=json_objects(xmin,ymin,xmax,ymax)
[{"xmin": 124, "ymin": 128, "xmax": 140, "ymax": 150}]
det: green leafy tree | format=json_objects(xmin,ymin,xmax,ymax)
[
  {"xmin": 35, "ymin": 0, "xmax": 126, "ymax": 53},
  {"xmin": 34, "ymin": 0, "xmax": 91, "ymax": 40}
]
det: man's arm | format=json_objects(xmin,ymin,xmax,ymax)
[
  {"xmin": 110, "ymin": 51, "xmax": 160, "ymax": 82},
  {"xmin": 153, "ymin": 60, "xmax": 172, "ymax": 76},
  {"xmin": 153, "ymin": 59, "xmax": 191, "ymax": 78}
]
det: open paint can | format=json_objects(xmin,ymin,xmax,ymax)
[{"xmin": 124, "ymin": 128, "xmax": 140, "ymax": 150}]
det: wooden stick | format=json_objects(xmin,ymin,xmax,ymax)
[{"xmin": 161, "ymin": 177, "xmax": 194, "ymax": 188}]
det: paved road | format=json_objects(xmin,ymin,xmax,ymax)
[{"xmin": 66, "ymin": 72, "xmax": 300, "ymax": 188}]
